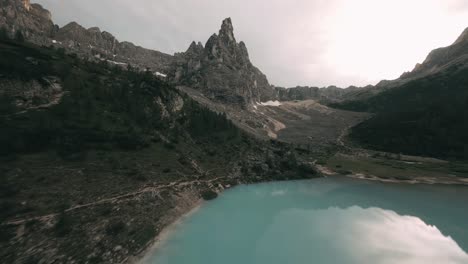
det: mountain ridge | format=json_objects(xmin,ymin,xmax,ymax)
[
  {"xmin": 54, "ymin": 21, "xmax": 174, "ymax": 73},
  {"xmin": 1, "ymin": 1, "xmax": 278, "ymax": 108},
  {"xmin": 0, "ymin": 0, "xmax": 174, "ymax": 73},
  {"xmin": 4, "ymin": 0, "xmax": 468, "ymax": 106},
  {"xmin": 399, "ymin": 26, "xmax": 468, "ymax": 80}
]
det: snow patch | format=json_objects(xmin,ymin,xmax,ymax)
[
  {"xmin": 155, "ymin": 72, "xmax": 167, "ymax": 78},
  {"xmin": 260, "ymin": 100, "xmax": 282, "ymax": 107},
  {"xmin": 106, "ymin": 60, "xmax": 127, "ymax": 66}
]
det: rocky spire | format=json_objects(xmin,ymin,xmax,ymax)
[
  {"xmin": 186, "ymin": 41, "xmax": 204, "ymax": 55},
  {"xmin": 219, "ymin": 17, "xmax": 236, "ymax": 43},
  {"xmin": 169, "ymin": 17, "xmax": 277, "ymax": 107}
]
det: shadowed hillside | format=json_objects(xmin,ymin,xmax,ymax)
[
  {"xmin": 332, "ymin": 63, "xmax": 468, "ymax": 159},
  {"xmin": 0, "ymin": 38, "xmax": 317, "ymax": 263}
]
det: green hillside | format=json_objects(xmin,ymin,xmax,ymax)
[{"xmin": 332, "ymin": 65, "xmax": 468, "ymax": 159}]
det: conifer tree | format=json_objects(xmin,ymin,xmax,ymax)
[
  {"xmin": 0, "ymin": 26, "xmax": 8, "ymax": 40},
  {"xmin": 14, "ymin": 30, "xmax": 25, "ymax": 42}
]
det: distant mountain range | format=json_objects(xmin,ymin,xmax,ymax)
[{"xmin": 4, "ymin": 0, "xmax": 467, "ymax": 108}]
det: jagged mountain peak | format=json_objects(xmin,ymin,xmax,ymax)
[
  {"xmin": 62, "ymin": 21, "xmax": 84, "ymax": 30},
  {"xmin": 219, "ymin": 17, "xmax": 235, "ymax": 43},
  {"xmin": 188, "ymin": 40, "xmax": 197, "ymax": 49},
  {"xmin": 203, "ymin": 19, "xmax": 249, "ymax": 63},
  {"xmin": 205, "ymin": 33, "xmax": 218, "ymax": 47},
  {"xmin": 170, "ymin": 18, "xmax": 276, "ymax": 107},
  {"xmin": 221, "ymin": 17, "xmax": 233, "ymax": 28},
  {"xmin": 190, "ymin": 40, "xmax": 204, "ymax": 48},
  {"xmin": 87, "ymin": 26, "xmax": 101, "ymax": 33},
  {"xmin": 186, "ymin": 41, "xmax": 204, "ymax": 55},
  {"xmin": 238, "ymin": 41, "xmax": 249, "ymax": 58}
]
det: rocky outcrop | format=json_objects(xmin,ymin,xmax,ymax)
[
  {"xmin": 0, "ymin": 77, "xmax": 64, "ymax": 114},
  {"xmin": 170, "ymin": 18, "xmax": 277, "ymax": 108},
  {"xmin": 0, "ymin": 0, "xmax": 56, "ymax": 45}
]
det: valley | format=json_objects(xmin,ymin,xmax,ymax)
[
  {"xmin": 1, "ymin": 0, "xmax": 468, "ymax": 263},
  {"xmin": 0, "ymin": 38, "xmax": 317, "ymax": 263}
]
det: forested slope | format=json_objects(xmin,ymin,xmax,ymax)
[
  {"xmin": 332, "ymin": 64, "xmax": 468, "ymax": 159},
  {"xmin": 0, "ymin": 38, "xmax": 317, "ymax": 263}
]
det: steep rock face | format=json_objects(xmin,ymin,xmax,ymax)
[
  {"xmin": 170, "ymin": 18, "xmax": 276, "ymax": 108},
  {"xmin": 0, "ymin": 0, "xmax": 55, "ymax": 44},
  {"xmin": 55, "ymin": 22, "xmax": 117, "ymax": 52},
  {"xmin": 400, "ymin": 27, "xmax": 468, "ymax": 80},
  {"xmin": 0, "ymin": 0, "xmax": 174, "ymax": 74},
  {"xmin": 55, "ymin": 22, "xmax": 174, "ymax": 73}
]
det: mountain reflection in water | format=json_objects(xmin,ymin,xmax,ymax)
[{"xmin": 143, "ymin": 178, "xmax": 468, "ymax": 264}]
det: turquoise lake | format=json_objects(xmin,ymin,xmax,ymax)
[{"xmin": 142, "ymin": 177, "xmax": 468, "ymax": 264}]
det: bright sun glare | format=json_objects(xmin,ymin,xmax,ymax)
[{"xmin": 317, "ymin": 0, "xmax": 468, "ymax": 85}]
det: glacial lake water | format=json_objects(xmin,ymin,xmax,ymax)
[{"xmin": 142, "ymin": 177, "xmax": 468, "ymax": 264}]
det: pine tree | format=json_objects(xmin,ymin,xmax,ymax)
[
  {"xmin": 0, "ymin": 26, "xmax": 8, "ymax": 40},
  {"xmin": 14, "ymin": 30, "xmax": 25, "ymax": 42}
]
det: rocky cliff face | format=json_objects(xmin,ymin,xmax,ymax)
[
  {"xmin": 0, "ymin": 0, "xmax": 56, "ymax": 45},
  {"xmin": 55, "ymin": 22, "xmax": 174, "ymax": 73},
  {"xmin": 1, "ymin": 2, "xmax": 278, "ymax": 106},
  {"xmin": 0, "ymin": 0, "xmax": 173, "ymax": 74},
  {"xmin": 170, "ymin": 18, "xmax": 277, "ymax": 108}
]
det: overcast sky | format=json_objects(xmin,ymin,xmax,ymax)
[{"xmin": 34, "ymin": 0, "xmax": 468, "ymax": 87}]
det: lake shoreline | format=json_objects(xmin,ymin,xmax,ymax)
[
  {"xmin": 346, "ymin": 173, "xmax": 468, "ymax": 186},
  {"xmin": 317, "ymin": 164, "xmax": 468, "ymax": 186},
  {"xmin": 131, "ymin": 159, "xmax": 468, "ymax": 263},
  {"xmin": 133, "ymin": 199, "xmax": 204, "ymax": 264},
  {"xmin": 129, "ymin": 177, "xmax": 468, "ymax": 264},
  {"xmin": 320, "ymin": 151, "xmax": 468, "ymax": 186}
]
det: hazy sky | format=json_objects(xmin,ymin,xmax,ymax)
[{"xmin": 34, "ymin": 0, "xmax": 468, "ymax": 87}]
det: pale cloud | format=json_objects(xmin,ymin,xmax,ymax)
[{"xmin": 34, "ymin": 0, "xmax": 468, "ymax": 87}]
